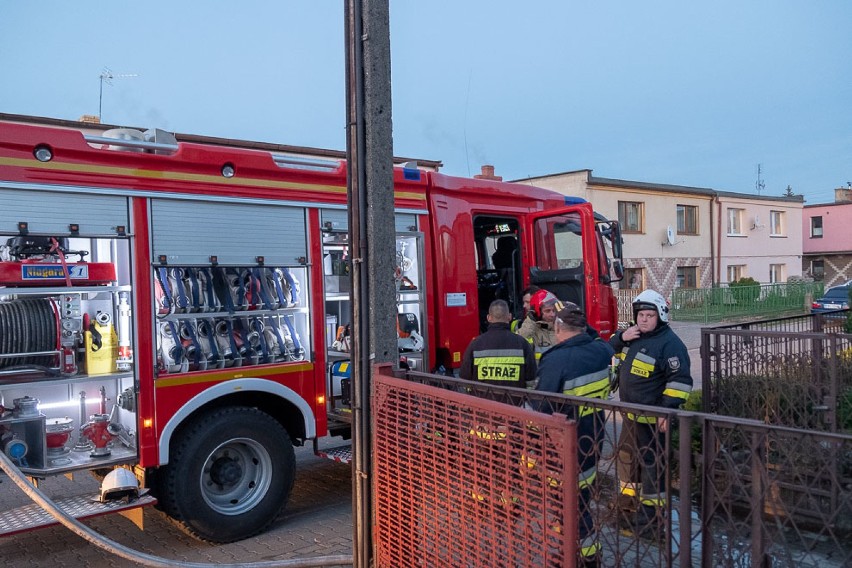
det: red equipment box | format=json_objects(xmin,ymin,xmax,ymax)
[{"xmin": 0, "ymin": 261, "xmax": 116, "ymax": 286}]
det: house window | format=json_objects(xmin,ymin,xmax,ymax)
[
  {"xmin": 676, "ymin": 266, "xmax": 697, "ymax": 288},
  {"xmin": 769, "ymin": 210, "xmax": 785, "ymax": 236},
  {"xmin": 622, "ymin": 268, "xmax": 644, "ymax": 290},
  {"xmin": 810, "ymin": 216, "xmax": 823, "ymax": 238},
  {"xmin": 727, "ymin": 208, "xmax": 744, "ymax": 235},
  {"xmin": 811, "ymin": 260, "xmax": 824, "ymax": 281},
  {"xmin": 727, "ymin": 264, "xmax": 746, "ymax": 283},
  {"xmin": 769, "ymin": 264, "xmax": 785, "ymax": 283},
  {"xmin": 618, "ymin": 201, "xmax": 644, "ymax": 233},
  {"xmin": 677, "ymin": 205, "xmax": 698, "ymax": 235}
]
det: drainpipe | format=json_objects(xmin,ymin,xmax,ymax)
[
  {"xmin": 715, "ymin": 197, "xmax": 723, "ymax": 285},
  {"xmin": 709, "ymin": 195, "xmax": 715, "ymax": 285}
]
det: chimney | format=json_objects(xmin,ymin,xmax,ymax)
[
  {"xmin": 835, "ymin": 186, "xmax": 852, "ymax": 203},
  {"xmin": 474, "ymin": 165, "xmax": 502, "ymax": 181},
  {"xmin": 79, "ymin": 114, "xmax": 101, "ymax": 124}
]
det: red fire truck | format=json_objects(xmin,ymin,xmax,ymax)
[{"xmin": 0, "ymin": 120, "xmax": 622, "ymax": 542}]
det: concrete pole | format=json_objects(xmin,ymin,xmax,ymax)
[{"xmin": 345, "ymin": 1, "xmax": 395, "ymax": 566}]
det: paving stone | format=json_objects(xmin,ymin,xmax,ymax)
[{"xmin": 1, "ymin": 440, "xmax": 354, "ymax": 567}]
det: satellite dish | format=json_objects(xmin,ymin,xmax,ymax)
[{"xmin": 665, "ymin": 226, "xmax": 676, "ymax": 246}]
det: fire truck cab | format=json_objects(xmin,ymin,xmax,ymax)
[{"xmin": 0, "ymin": 120, "xmax": 621, "ymax": 542}]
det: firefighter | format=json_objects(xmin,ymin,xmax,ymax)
[
  {"xmin": 536, "ymin": 303, "xmax": 614, "ymax": 566},
  {"xmin": 609, "ymin": 289, "xmax": 692, "ymax": 536},
  {"xmin": 460, "ymin": 299, "xmax": 536, "ymax": 388},
  {"xmin": 518, "ymin": 289, "xmax": 562, "ymax": 359},
  {"xmin": 510, "ymin": 285, "xmax": 540, "ymax": 332}
]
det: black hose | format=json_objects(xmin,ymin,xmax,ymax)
[
  {"xmin": 0, "ymin": 303, "xmax": 9, "ymax": 367},
  {"xmin": 0, "ymin": 299, "xmax": 59, "ymax": 370},
  {"xmin": 7, "ymin": 300, "xmax": 23, "ymax": 367}
]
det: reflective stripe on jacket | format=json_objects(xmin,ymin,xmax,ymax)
[
  {"xmin": 459, "ymin": 322, "xmax": 536, "ymax": 387},
  {"xmin": 609, "ymin": 323, "xmax": 693, "ymax": 413}
]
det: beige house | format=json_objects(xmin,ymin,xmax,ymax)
[{"xmin": 514, "ymin": 169, "xmax": 804, "ymax": 301}]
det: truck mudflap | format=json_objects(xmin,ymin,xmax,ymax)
[
  {"xmin": 316, "ymin": 444, "xmax": 352, "ymax": 464},
  {"xmin": 0, "ymin": 493, "xmax": 157, "ymax": 537}
]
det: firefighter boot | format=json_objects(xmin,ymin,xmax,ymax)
[
  {"xmin": 609, "ymin": 486, "xmax": 639, "ymax": 529},
  {"xmin": 579, "ymin": 552, "xmax": 601, "ymax": 568},
  {"xmin": 611, "ymin": 492, "xmax": 639, "ymax": 513},
  {"xmin": 636, "ymin": 504, "xmax": 662, "ymax": 539}
]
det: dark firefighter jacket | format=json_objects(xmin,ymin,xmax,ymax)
[
  {"xmin": 459, "ymin": 322, "xmax": 537, "ymax": 387},
  {"xmin": 610, "ymin": 323, "xmax": 693, "ymax": 415},
  {"xmin": 536, "ymin": 333, "xmax": 614, "ymax": 413},
  {"xmin": 536, "ymin": 332, "xmax": 614, "ymax": 500}
]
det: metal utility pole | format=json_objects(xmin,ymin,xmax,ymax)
[{"xmin": 345, "ymin": 1, "xmax": 395, "ymax": 567}]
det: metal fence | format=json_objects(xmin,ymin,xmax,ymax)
[
  {"xmin": 671, "ymin": 282, "xmax": 825, "ymax": 323},
  {"xmin": 379, "ymin": 366, "xmax": 852, "ymax": 567},
  {"xmin": 702, "ymin": 312, "xmax": 852, "ymax": 432},
  {"xmin": 701, "ymin": 415, "xmax": 852, "ymax": 567},
  {"xmin": 700, "ymin": 313, "xmax": 852, "ymax": 550},
  {"xmin": 373, "ymin": 369, "xmax": 577, "ymax": 567}
]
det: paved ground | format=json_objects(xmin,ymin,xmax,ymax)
[
  {"xmin": 669, "ymin": 320, "xmax": 706, "ymax": 390},
  {"xmin": 0, "ymin": 321, "xmax": 712, "ymax": 567},
  {"xmin": 0, "ymin": 441, "xmax": 354, "ymax": 567}
]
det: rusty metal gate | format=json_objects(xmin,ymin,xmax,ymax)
[{"xmin": 372, "ymin": 369, "xmax": 578, "ymax": 567}]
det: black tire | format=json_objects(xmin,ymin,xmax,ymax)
[{"xmin": 156, "ymin": 406, "xmax": 295, "ymax": 543}]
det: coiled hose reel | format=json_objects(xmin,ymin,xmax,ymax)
[{"xmin": 0, "ymin": 298, "xmax": 58, "ymax": 372}]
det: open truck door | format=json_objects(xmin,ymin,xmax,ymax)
[{"xmin": 525, "ymin": 203, "xmax": 621, "ymax": 338}]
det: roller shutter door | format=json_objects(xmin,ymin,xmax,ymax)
[
  {"xmin": 0, "ymin": 188, "xmax": 129, "ymax": 236},
  {"xmin": 320, "ymin": 209, "xmax": 348, "ymax": 232},
  {"xmin": 394, "ymin": 214, "xmax": 418, "ymax": 233},
  {"xmin": 320, "ymin": 209, "xmax": 418, "ymax": 233},
  {"xmin": 150, "ymin": 199, "xmax": 307, "ymax": 266}
]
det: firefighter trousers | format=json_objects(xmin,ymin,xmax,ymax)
[
  {"xmin": 578, "ymin": 410, "xmax": 606, "ymax": 559},
  {"xmin": 616, "ymin": 416, "xmax": 666, "ymax": 507}
]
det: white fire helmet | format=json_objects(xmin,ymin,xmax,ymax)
[
  {"xmin": 632, "ymin": 289, "xmax": 670, "ymax": 323},
  {"xmin": 99, "ymin": 468, "xmax": 140, "ymax": 502}
]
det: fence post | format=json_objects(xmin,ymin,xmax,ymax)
[
  {"xmin": 828, "ymin": 334, "xmax": 840, "ymax": 516},
  {"xmin": 701, "ymin": 329, "xmax": 714, "ymax": 413},
  {"xmin": 678, "ymin": 413, "xmax": 694, "ymax": 568},
  {"xmin": 700, "ymin": 419, "xmax": 715, "ymax": 567},
  {"xmin": 827, "ymin": 334, "xmax": 838, "ymax": 434},
  {"xmin": 750, "ymin": 429, "xmax": 768, "ymax": 566}
]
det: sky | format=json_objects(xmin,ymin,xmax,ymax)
[{"xmin": 1, "ymin": 1, "xmax": 850, "ymax": 205}]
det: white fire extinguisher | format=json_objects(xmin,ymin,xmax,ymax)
[{"xmin": 116, "ymin": 293, "xmax": 133, "ymax": 371}]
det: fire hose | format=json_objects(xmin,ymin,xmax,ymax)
[{"xmin": 0, "ymin": 450, "xmax": 353, "ymax": 567}]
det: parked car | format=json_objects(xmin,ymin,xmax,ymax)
[{"xmin": 811, "ymin": 284, "xmax": 850, "ymax": 315}]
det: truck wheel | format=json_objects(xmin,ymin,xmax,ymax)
[{"xmin": 157, "ymin": 406, "xmax": 295, "ymax": 543}]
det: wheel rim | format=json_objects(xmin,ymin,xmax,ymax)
[{"xmin": 200, "ymin": 437, "xmax": 273, "ymax": 515}]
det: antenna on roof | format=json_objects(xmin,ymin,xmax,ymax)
[
  {"xmin": 755, "ymin": 164, "xmax": 765, "ymax": 195},
  {"xmin": 98, "ymin": 67, "xmax": 138, "ymax": 123}
]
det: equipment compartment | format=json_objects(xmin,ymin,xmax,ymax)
[
  {"xmin": 153, "ymin": 265, "xmax": 311, "ymax": 374},
  {"xmin": 0, "ymin": 231, "xmax": 138, "ymax": 475}
]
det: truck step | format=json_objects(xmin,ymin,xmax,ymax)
[
  {"xmin": 316, "ymin": 444, "xmax": 352, "ymax": 464},
  {"xmin": 0, "ymin": 493, "xmax": 157, "ymax": 537}
]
